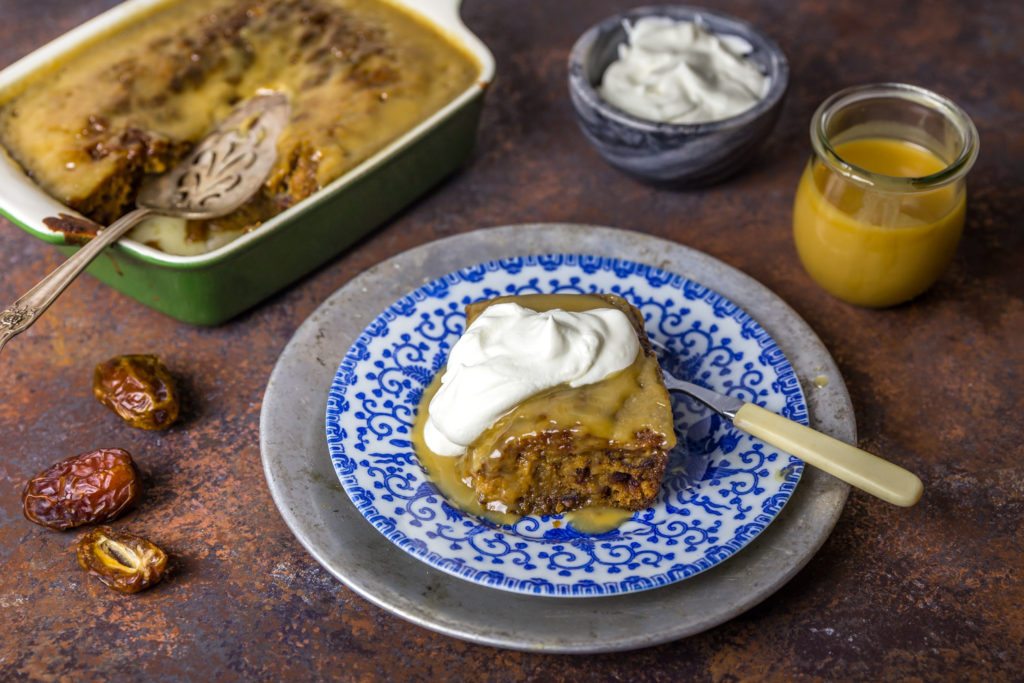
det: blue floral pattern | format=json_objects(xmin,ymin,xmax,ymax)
[{"xmin": 326, "ymin": 255, "xmax": 805, "ymax": 597}]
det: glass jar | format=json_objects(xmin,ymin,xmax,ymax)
[{"xmin": 792, "ymin": 83, "xmax": 979, "ymax": 307}]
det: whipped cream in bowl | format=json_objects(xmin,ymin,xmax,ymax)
[
  {"xmin": 424, "ymin": 302, "xmax": 640, "ymax": 457},
  {"xmin": 567, "ymin": 6, "xmax": 789, "ymax": 185},
  {"xmin": 600, "ymin": 17, "xmax": 769, "ymax": 125}
]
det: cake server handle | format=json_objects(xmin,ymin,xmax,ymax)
[
  {"xmin": 731, "ymin": 403, "xmax": 923, "ymax": 507},
  {"xmin": 661, "ymin": 372, "xmax": 923, "ymax": 507},
  {"xmin": 0, "ymin": 207, "xmax": 152, "ymax": 355}
]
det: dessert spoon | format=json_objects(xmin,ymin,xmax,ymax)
[
  {"xmin": 0, "ymin": 92, "xmax": 291, "ymax": 354},
  {"xmin": 660, "ymin": 367, "xmax": 924, "ymax": 507}
]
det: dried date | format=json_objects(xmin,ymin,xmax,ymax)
[
  {"xmin": 77, "ymin": 527, "xmax": 168, "ymax": 594},
  {"xmin": 22, "ymin": 448, "xmax": 140, "ymax": 530},
  {"xmin": 93, "ymin": 354, "xmax": 179, "ymax": 430}
]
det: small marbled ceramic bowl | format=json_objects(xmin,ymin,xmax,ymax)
[{"xmin": 568, "ymin": 5, "xmax": 789, "ymax": 187}]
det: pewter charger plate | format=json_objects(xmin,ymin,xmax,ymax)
[{"xmin": 260, "ymin": 224, "xmax": 851, "ymax": 652}]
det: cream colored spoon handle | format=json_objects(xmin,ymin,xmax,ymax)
[{"xmin": 733, "ymin": 403, "xmax": 923, "ymax": 507}]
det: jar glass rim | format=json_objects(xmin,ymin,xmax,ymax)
[{"xmin": 810, "ymin": 83, "xmax": 979, "ymax": 192}]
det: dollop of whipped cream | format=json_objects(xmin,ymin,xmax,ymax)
[
  {"xmin": 599, "ymin": 16, "xmax": 768, "ymax": 124},
  {"xmin": 424, "ymin": 303, "xmax": 640, "ymax": 457}
]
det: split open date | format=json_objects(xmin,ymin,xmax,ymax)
[{"xmin": 77, "ymin": 527, "xmax": 168, "ymax": 594}]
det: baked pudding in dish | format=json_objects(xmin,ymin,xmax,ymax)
[
  {"xmin": 415, "ymin": 293, "xmax": 676, "ymax": 518},
  {"xmin": 0, "ymin": 0, "xmax": 478, "ymax": 255}
]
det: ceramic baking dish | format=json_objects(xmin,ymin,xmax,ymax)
[{"xmin": 0, "ymin": 0, "xmax": 494, "ymax": 325}]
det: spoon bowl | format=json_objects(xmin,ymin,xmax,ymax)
[{"xmin": 137, "ymin": 92, "xmax": 290, "ymax": 218}]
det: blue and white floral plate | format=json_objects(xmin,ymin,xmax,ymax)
[{"xmin": 325, "ymin": 254, "xmax": 806, "ymax": 598}]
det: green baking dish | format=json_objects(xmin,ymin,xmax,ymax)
[{"xmin": 0, "ymin": 0, "xmax": 494, "ymax": 325}]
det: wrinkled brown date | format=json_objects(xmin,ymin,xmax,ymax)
[
  {"xmin": 22, "ymin": 448, "xmax": 141, "ymax": 530},
  {"xmin": 93, "ymin": 354, "xmax": 179, "ymax": 430},
  {"xmin": 77, "ymin": 527, "xmax": 168, "ymax": 594}
]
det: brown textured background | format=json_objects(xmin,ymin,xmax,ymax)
[{"xmin": 1, "ymin": 0, "xmax": 1022, "ymax": 680}]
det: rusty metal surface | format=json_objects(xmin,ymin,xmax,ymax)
[{"xmin": 0, "ymin": 0, "xmax": 1021, "ymax": 680}]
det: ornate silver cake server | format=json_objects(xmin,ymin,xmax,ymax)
[{"xmin": 0, "ymin": 92, "xmax": 290, "ymax": 353}]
